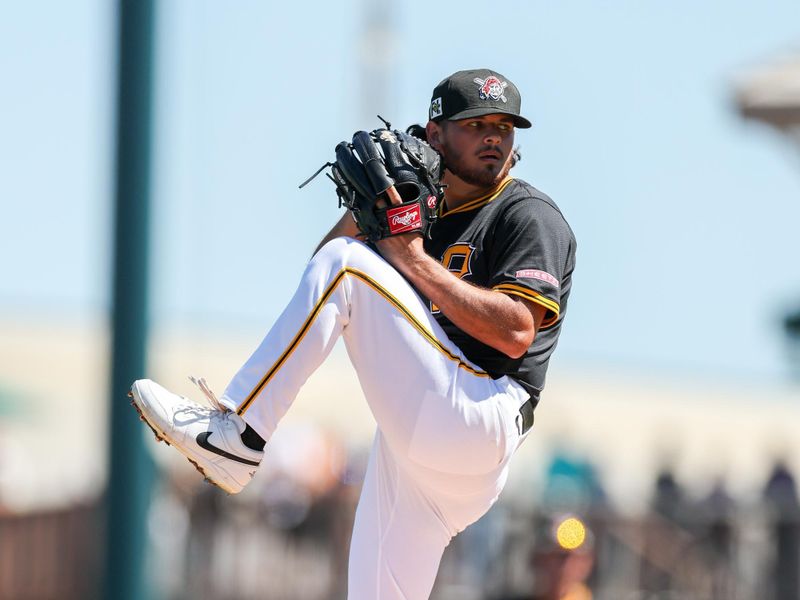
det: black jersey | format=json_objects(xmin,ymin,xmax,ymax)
[{"xmin": 423, "ymin": 177, "xmax": 576, "ymax": 406}]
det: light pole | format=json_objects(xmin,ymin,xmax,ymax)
[{"xmin": 105, "ymin": 1, "xmax": 157, "ymax": 598}]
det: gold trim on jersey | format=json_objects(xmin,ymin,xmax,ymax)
[
  {"xmin": 236, "ymin": 267, "xmax": 490, "ymax": 416},
  {"xmin": 439, "ymin": 177, "xmax": 514, "ymax": 217},
  {"xmin": 493, "ymin": 283, "xmax": 560, "ymax": 328}
]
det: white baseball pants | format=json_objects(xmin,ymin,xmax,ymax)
[{"xmin": 219, "ymin": 237, "xmax": 530, "ymax": 600}]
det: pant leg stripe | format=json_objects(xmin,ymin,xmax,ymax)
[
  {"xmin": 236, "ymin": 267, "xmax": 488, "ymax": 416},
  {"xmin": 236, "ymin": 270, "xmax": 347, "ymax": 415},
  {"xmin": 348, "ymin": 268, "xmax": 489, "ymax": 378}
]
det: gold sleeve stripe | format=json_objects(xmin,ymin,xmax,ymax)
[
  {"xmin": 440, "ymin": 178, "xmax": 514, "ymax": 217},
  {"xmin": 236, "ymin": 267, "xmax": 489, "ymax": 416},
  {"xmin": 493, "ymin": 283, "xmax": 560, "ymax": 318},
  {"xmin": 540, "ymin": 314, "xmax": 559, "ymax": 328}
]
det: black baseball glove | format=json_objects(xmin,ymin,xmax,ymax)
[{"xmin": 301, "ymin": 126, "xmax": 444, "ymax": 242}]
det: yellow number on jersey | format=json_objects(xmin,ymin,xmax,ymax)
[{"xmin": 432, "ymin": 243, "xmax": 474, "ymax": 313}]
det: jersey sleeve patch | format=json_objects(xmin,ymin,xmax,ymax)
[{"xmin": 515, "ymin": 269, "xmax": 559, "ymax": 288}]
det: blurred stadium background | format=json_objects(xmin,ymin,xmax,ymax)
[{"xmin": 2, "ymin": 1, "xmax": 800, "ymax": 599}]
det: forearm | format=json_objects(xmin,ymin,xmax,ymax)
[{"xmin": 380, "ymin": 238, "xmax": 536, "ymax": 358}]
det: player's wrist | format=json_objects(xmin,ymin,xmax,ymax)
[{"xmin": 376, "ymin": 234, "xmax": 427, "ymax": 272}]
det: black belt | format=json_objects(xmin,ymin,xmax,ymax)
[{"xmin": 516, "ymin": 398, "xmax": 534, "ymax": 436}]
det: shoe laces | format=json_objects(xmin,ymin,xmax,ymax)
[{"xmin": 188, "ymin": 375, "xmax": 229, "ymax": 413}]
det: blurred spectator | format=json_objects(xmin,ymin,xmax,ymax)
[
  {"xmin": 696, "ymin": 479, "xmax": 737, "ymax": 599},
  {"xmin": 541, "ymin": 449, "xmax": 607, "ymax": 514},
  {"xmin": 532, "ymin": 450, "xmax": 609, "ymax": 596},
  {"xmin": 763, "ymin": 460, "xmax": 800, "ymax": 600},
  {"xmin": 492, "ymin": 514, "xmax": 595, "ymax": 600},
  {"xmin": 652, "ymin": 467, "xmax": 687, "ymax": 523},
  {"xmin": 639, "ymin": 466, "xmax": 688, "ymax": 595}
]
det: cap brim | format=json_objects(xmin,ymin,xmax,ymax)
[{"xmin": 445, "ymin": 107, "xmax": 532, "ymax": 129}]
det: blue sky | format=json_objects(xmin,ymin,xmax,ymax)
[{"xmin": 3, "ymin": 0, "xmax": 800, "ymax": 382}]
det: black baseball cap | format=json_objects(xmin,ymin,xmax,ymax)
[{"xmin": 428, "ymin": 68, "xmax": 532, "ymax": 129}]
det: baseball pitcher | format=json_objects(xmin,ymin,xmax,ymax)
[{"xmin": 130, "ymin": 68, "xmax": 577, "ymax": 600}]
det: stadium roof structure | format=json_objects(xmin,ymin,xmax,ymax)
[{"xmin": 735, "ymin": 51, "xmax": 800, "ymax": 133}]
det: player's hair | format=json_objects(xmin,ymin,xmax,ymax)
[{"xmin": 408, "ymin": 123, "xmax": 521, "ymax": 169}]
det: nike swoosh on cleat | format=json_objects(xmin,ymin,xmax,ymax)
[{"xmin": 196, "ymin": 432, "xmax": 261, "ymax": 466}]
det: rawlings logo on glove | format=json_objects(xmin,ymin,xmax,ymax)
[
  {"xmin": 300, "ymin": 120, "xmax": 444, "ymax": 242},
  {"xmin": 387, "ymin": 204, "xmax": 422, "ymax": 235}
]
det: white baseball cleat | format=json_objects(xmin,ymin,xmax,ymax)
[{"xmin": 129, "ymin": 378, "xmax": 263, "ymax": 494}]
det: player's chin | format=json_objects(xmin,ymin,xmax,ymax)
[
  {"xmin": 456, "ymin": 165, "xmax": 498, "ymax": 187},
  {"xmin": 481, "ymin": 163, "xmax": 511, "ymax": 187}
]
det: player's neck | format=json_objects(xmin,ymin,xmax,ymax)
[{"xmin": 441, "ymin": 173, "xmax": 508, "ymax": 212}]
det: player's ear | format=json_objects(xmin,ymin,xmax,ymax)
[{"xmin": 426, "ymin": 121, "xmax": 444, "ymax": 153}]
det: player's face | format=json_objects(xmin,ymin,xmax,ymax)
[{"xmin": 438, "ymin": 114, "xmax": 516, "ymax": 188}]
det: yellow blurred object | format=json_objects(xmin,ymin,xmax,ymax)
[{"xmin": 556, "ymin": 516, "xmax": 587, "ymax": 550}]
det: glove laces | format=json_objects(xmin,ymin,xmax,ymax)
[{"xmin": 189, "ymin": 376, "xmax": 228, "ymax": 413}]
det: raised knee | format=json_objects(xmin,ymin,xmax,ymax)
[
  {"xmin": 315, "ymin": 236, "xmax": 354, "ymax": 259},
  {"xmin": 312, "ymin": 236, "xmax": 381, "ymax": 271}
]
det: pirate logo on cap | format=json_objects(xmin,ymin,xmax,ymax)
[{"xmin": 473, "ymin": 76, "xmax": 508, "ymax": 103}]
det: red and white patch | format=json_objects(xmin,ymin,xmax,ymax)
[
  {"xmin": 515, "ymin": 269, "xmax": 559, "ymax": 287},
  {"xmin": 426, "ymin": 195, "xmax": 438, "ymax": 209},
  {"xmin": 387, "ymin": 203, "xmax": 422, "ymax": 235}
]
